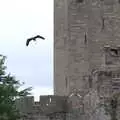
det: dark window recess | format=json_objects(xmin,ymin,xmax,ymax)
[
  {"xmin": 65, "ymin": 76, "xmax": 68, "ymax": 88},
  {"xmin": 104, "ymin": 46, "xmax": 120, "ymax": 65},
  {"xmin": 119, "ymin": 0, "xmax": 120, "ymax": 3},
  {"xmin": 89, "ymin": 76, "xmax": 92, "ymax": 88},
  {"xmin": 76, "ymin": 0, "xmax": 84, "ymax": 3},
  {"xmin": 102, "ymin": 17, "xmax": 105, "ymax": 30},
  {"xmin": 84, "ymin": 32, "xmax": 87, "ymax": 44},
  {"xmin": 109, "ymin": 48, "xmax": 119, "ymax": 57}
]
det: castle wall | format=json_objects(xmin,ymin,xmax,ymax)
[
  {"xmin": 67, "ymin": 0, "xmax": 90, "ymax": 92},
  {"xmin": 54, "ymin": 0, "xmax": 69, "ymax": 96},
  {"xmin": 15, "ymin": 95, "xmax": 69, "ymax": 120},
  {"xmin": 68, "ymin": 0, "xmax": 120, "ymax": 93},
  {"xmin": 54, "ymin": 1, "xmax": 120, "ymax": 120},
  {"xmin": 87, "ymin": 0, "xmax": 120, "ymax": 70},
  {"xmin": 15, "ymin": 96, "xmax": 34, "ymax": 113},
  {"xmin": 55, "ymin": 0, "xmax": 120, "ymax": 96}
]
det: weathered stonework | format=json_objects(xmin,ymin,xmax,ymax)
[
  {"xmin": 54, "ymin": 0, "xmax": 120, "ymax": 120},
  {"xmin": 15, "ymin": 95, "xmax": 69, "ymax": 120},
  {"xmin": 54, "ymin": 0, "xmax": 120, "ymax": 96}
]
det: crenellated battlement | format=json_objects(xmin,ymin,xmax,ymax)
[{"xmin": 15, "ymin": 95, "xmax": 69, "ymax": 115}]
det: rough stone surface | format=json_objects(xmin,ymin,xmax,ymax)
[
  {"xmin": 15, "ymin": 95, "xmax": 69, "ymax": 120},
  {"xmin": 54, "ymin": 0, "xmax": 120, "ymax": 96}
]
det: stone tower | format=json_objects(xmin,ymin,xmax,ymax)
[{"xmin": 54, "ymin": 0, "xmax": 120, "ymax": 96}]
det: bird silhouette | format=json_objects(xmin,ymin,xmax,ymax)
[{"xmin": 26, "ymin": 35, "xmax": 45, "ymax": 46}]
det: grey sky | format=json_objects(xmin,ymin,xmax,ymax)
[{"xmin": 0, "ymin": 0, "xmax": 53, "ymax": 100}]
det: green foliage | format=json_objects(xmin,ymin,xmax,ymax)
[{"xmin": 0, "ymin": 54, "xmax": 32, "ymax": 120}]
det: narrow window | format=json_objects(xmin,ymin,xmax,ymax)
[
  {"xmin": 89, "ymin": 76, "xmax": 92, "ymax": 88},
  {"xmin": 65, "ymin": 76, "xmax": 68, "ymax": 88},
  {"xmin": 49, "ymin": 97, "xmax": 51, "ymax": 103},
  {"xmin": 77, "ymin": 0, "xmax": 83, "ymax": 3},
  {"xmin": 84, "ymin": 32, "xmax": 87, "ymax": 44},
  {"xmin": 102, "ymin": 17, "xmax": 105, "ymax": 30}
]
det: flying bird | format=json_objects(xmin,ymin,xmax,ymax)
[{"xmin": 26, "ymin": 35, "xmax": 45, "ymax": 46}]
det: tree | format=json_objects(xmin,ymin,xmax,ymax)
[{"xmin": 0, "ymin": 54, "xmax": 32, "ymax": 120}]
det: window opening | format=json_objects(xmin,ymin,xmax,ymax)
[
  {"xmin": 65, "ymin": 76, "xmax": 68, "ymax": 88},
  {"xmin": 49, "ymin": 97, "xmax": 51, "ymax": 103},
  {"xmin": 104, "ymin": 46, "xmax": 120, "ymax": 65},
  {"xmin": 76, "ymin": 0, "xmax": 83, "ymax": 3},
  {"xmin": 84, "ymin": 32, "xmax": 87, "ymax": 44},
  {"xmin": 102, "ymin": 17, "xmax": 105, "ymax": 30},
  {"xmin": 110, "ymin": 48, "xmax": 119, "ymax": 56},
  {"xmin": 89, "ymin": 76, "xmax": 92, "ymax": 88}
]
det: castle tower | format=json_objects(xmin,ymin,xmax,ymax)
[{"xmin": 54, "ymin": 0, "xmax": 120, "ymax": 96}]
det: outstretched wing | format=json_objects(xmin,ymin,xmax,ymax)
[
  {"xmin": 35, "ymin": 35, "xmax": 45, "ymax": 40},
  {"xmin": 26, "ymin": 38, "xmax": 33, "ymax": 46},
  {"xmin": 26, "ymin": 35, "xmax": 45, "ymax": 46}
]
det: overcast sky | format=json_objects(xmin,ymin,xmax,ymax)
[{"xmin": 0, "ymin": 0, "xmax": 53, "ymax": 101}]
